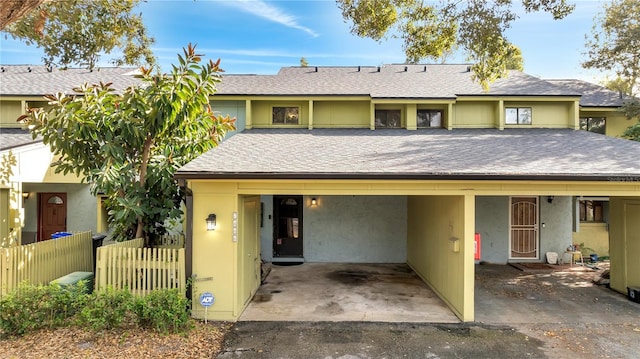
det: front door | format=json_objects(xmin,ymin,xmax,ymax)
[
  {"xmin": 273, "ymin": 196, "xmax": 303, "ymax": 260},
  {"xmin": 241, "ymin": 196, "xmax": 260, "ymax": 305},
  {"xmin": 509, "ymin": 196, "xmax": 538, "ymax": 259},
  {"xmin": 38, "ymin": 192, "xmax": 67, "ymax": 241}
]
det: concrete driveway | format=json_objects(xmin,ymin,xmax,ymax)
[
  {"xmin": 219, "ymin": 262, "xmax": 640, "ymax": 358},
  {"xmin": 240, "ymin": 263, "xmax": 458, "ymax": 323}
]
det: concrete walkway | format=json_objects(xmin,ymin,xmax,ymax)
[{"xmin": 240, "ymin": 262, "xmax": 459, "ymax": 323}]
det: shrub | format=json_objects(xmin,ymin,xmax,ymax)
[
  {"xmin": 78, "ymin": 286, "xmax": 137, "ymax": 331},
  {"xmin": 0, "ymin": 281, "xmax": 88, "ymax": 336},
  {"xmin": 134, "ymin": 288, "xmax": 191, "ymax": 334}
]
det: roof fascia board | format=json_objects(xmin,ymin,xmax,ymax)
[
  {"xmin": 579, "ymin": 106, "xmax": 622, "ymax": 111},
  {"xmin": 0, "ymin": 96, "xmax": 49, "ymax": 101},
  {"xmin": 174, "ymin": 172, "xmax": 639, "ymax": 182},
  {"xmin": 211, "ymin": 95, "xmax": 372, "ymax": 101},
  {"xmin": 457, "ymin": 95, "xmax": 581, "ymax": 102},
  {"xmin": 371, "ymin": 98, "xmax": 456, "ymax": 104}
]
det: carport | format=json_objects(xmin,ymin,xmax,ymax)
[
  {"xmin": 240, "ymin": 262, "xmax": 459, "ymax": 322},
  {"xmin": 177, "ymin": 129, "xmax": 640, "ymax": 323}
]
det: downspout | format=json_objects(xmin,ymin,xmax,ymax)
[{"xmin": 184, "ymin": 181, "xmax": 194, "ymax": 301}]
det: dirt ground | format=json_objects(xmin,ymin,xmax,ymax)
[{"xmin": 0, "ymin": 321, "xmax": 230, "ymax": 359}]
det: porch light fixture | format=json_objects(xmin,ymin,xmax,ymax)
[
  {"xmin": 206, "ymin": 213, "xmax": 217, "ymax": 231},
  {"xmin": 22, "ymin": 192, "xmax": 30, "ymax": 199},
  {"xmin": 547, "ymin": 196, "xmax": 555, "ymax": 204},
  {"xmin": 311, "ymin": 197, "xmax": 317, "ymax": 206}
]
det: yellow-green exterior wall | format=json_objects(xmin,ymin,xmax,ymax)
[
  {"xmin": 211, "ymin": 97, "xmax": 634, "ymax": 135},
  {"xmin": 609, "ymin": 197, "xmax": 640, "ymax": 294},
  {"xmin": 406, "ymin": 195, "xmax": 475, "ymax": 321},
  {"xmin": 572, "ymin": 223, "xmax": 609, "ymax": 257},
  {"xmin": 313, "ymin": 101, "xmax": 370, "ymax": 128}
]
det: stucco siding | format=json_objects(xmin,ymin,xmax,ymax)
[
  {"xmin": 475, "ymin": 196, "xmax": 573, "ymax": 264},
  {"xmin": 303, "ymin": 195, "xmax": 407, "ymax": 263},
  {"xmin": 539, "ymin": 196, "xmax": 574, "ymax": 260},
  {"xmin": 475, "ymin": 196, "xmax": 509, "ymax": 264}
]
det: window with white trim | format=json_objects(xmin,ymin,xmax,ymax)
[{"xmin": 505, "ymin": 107, "xmax": 532, "ymax": 125}]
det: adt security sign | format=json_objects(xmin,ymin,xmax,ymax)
[{"xmin": 199, "ymin": 292, "xmax": 215, "ymax": 307}]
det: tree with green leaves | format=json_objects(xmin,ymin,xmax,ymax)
[
  {"xmin": 582, "ymin": 0, "xmax": 640, "ymax": 141},
  {"xmin": 21, "ymin": 45, "xmax": 235, "ymax": 243},
  {"xmin": 336, "ymin": 0, "xmax": 573, "ymax": 89},
  {"xmin": 2, "ymin": 0, "xmax": 155, "ymax": 70}
]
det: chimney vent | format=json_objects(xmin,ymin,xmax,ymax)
[
  {"xmin": 315, "ymin": 66, "xmax": 318, "ymax": 72},
  {"xmin": 404, "ymin": 66, "xmax": 408, "ymax": 72},
  {"xmin": 377, "ymin": 66, "xmax": 381, "ymax": 72},
  {"xmin": 27, "ymin": 66, "xmax": 32, "ymax": 73},
  {"xmin": 466, "ymin": 65, "xmax": 471, "ymax": 72},
  {"xmin": 357, "ymin": 66, "xmax": 361, "ymax": 72},
  {"xmin": 424, "ymin": 66, "xmax": 427, "ymax": 72}
]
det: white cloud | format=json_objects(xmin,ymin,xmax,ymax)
[{"xmin": 224, "ymin": 0, "xmax": 319, "ymax": 37}]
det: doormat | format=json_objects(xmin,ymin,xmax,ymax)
[{"xmin": 509, "ymin": 262, "xmax": 558, "ymax": 271}]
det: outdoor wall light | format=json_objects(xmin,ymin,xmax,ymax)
[
  {"xmin": 547, "ymin": 196, "xmax": 555, "ymax": 204},
  {"xmin": 22, "ymin": 192, "xmax": 30, "ymax": 199},
  {"xmin": 311, "ymin": 197, "xmax": 317, "ymax": 206},
  {"xmin": 206, "ymin": 213, "xmax": 217, "ymax": 231}
]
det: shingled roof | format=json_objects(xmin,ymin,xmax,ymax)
[
  {"xmin": 0, "ymin": 128, "xmax": 40, "ymax": 151},
  {"xmin": 217, "ymin": 64, "xmax": 581, "ymax": 99},
  {"xmin": 547, "ymin": 79, "xmax": 630, "ymax": 107},
  {"xmin": 0, "ymin": 65, "xmax": 142, "ymax": 96},
  {"xmin": 176, "ymin": 128, "xmax": 640, "ymax": 181}
]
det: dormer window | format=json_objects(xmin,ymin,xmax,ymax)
[
  {"xmin": 375, "ymin": 109, "xmax": 401, "ymax": 128},
  {"xmin": 505, "ymin": 107, "xmax": 532, "ymax": 125},
  {"xmin": 273, "ymin": 106, "xmax": 299, "ymax": 125},
  {"xmin": 417, "ymin": 110, "xmax": 442, "ymax": 128}
]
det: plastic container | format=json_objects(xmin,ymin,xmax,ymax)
[
  {"xmin": 51, "ymin": 231, "xmax": 73, "ymax": 239},
  {"xmin": 51, "ymin": 271, "xmax": 94, "ymax": 294}
]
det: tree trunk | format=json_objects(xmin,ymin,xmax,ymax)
[{"xmin": 0, "ymin": 0, "xmax": 47, "ymax": 30}]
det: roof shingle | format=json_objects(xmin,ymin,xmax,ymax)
[{"xmin": 177, "ymin": 128, "xmax": 640, "ymax": 180}]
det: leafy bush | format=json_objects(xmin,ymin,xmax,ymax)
[
  {"xmin": 78, "ymin": 286, "xmax": 137, "ymax": 331},
  {"xmin": 1, "ymin": 283, "xmax": 191, "ymax": 336},
  {"xmin": 134, "ymin": 289, "xmax": 191, "ymax": 333},
  {"xmin": 0, "ymin": 281, "xmax": 88, "ymax": 336}
]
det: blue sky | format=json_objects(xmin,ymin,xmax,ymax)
[{"xmin": 0, "ymin": 0, "xmax": 607, "ymax": 82}]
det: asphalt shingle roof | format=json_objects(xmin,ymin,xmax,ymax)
[
  {"xmin": 0, "ymin": 65, "xmax": 142, "ymax": 96},
  {"xmin": 177, "ymin": 128, "xmax": 640, "ymax": 180},
  {"xmin": 546, "ymin": 79, "xmax": 630, "ymax": 107},
  {"xmin": 0, "ymin": 128, "xmax": 40, "ymax": 151},
  {"xmin": 218, "ymin": 64, "xmax": 581, "ymax": 99}
]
